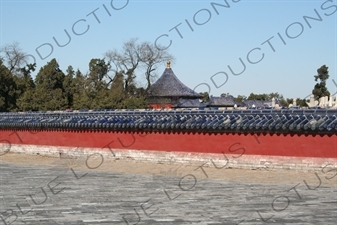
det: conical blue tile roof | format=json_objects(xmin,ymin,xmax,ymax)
[{"xmin": 148, "ymin": 67, "xmax": 201, "ymax": 98}]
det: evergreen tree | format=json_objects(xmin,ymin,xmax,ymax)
[
  {"xmin": 72, "ymin": 69, "xmax": 87, "ymax": 109},
  {"xmin": 63, "ymin": 65, "xmax": 75, "ymax": 109},
  {"xmin": 109, "ymin": 71, "xmax": 126, "ymax": 108},
  {"xmin": 15, "ymin": 63, "xmax": 37, "ymax": 111},
  {"xmin": 233, "ymin": 95, "xmax": 246, "ymax": 104},
  {"xmin": 199, "ymin": 92, "xmax": 210, "ymax": 102},
  {"xmin": 86, "ymin": 59, "xmax": 111, "ymax": 109},
  {"xmin": 0, "ymin": 59, "xmax": 17, "ymax": 111},
  {"xmin": 87, "ymin": 58, "xmax": 110, "ymax": 88},
  {"xmin": 33, "ymin": 58, "xmax": 67, "ymax": 110},
  {"xmin": 123, "ymin": 96, "xmax": 147, "ymax": 109},
  {"xmin": 312, "ymin": 65, "xmax": 330, "ymax": 100}
]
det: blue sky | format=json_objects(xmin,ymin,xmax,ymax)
[{"xmin": 1, "ymin": 0, "xmax": 336, "ymax": 99}]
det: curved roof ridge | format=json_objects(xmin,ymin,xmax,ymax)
[{"xmin": 148, "ymin": 68, "xmax": 201, "ymax": 98}]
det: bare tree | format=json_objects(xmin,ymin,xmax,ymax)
[
  {"xmin": 0, "ymin": 42, "xmax": 30, "ymax": 74},
  {"xmin": 105, "ymin": 38, "xmax": 174, "ymax": 92},
  {"xmin": 105, "ymin": 38, "xmax": 141, "ymax": 92},
  {"xmin": 138, "ymin": 41, "xmax": 174, "ymax": 90}
]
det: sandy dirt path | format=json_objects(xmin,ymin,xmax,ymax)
[{"xmin": 1, "ymin": 152, "xmax": 336, "ymax": 187}]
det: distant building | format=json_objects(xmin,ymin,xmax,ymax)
[
  {"xmin": 208, "ymin": 95, "xmax": 236, "ymax": 108},
  {"xmin": 173, "ymin": 98, "xmax": 208, "ymax": 109},
  {"xmin": 147, "ymin": 62, "xmax": 201, "ymax": 109},
  {"xmin": 243, "ymin": 99, "xmax": 279, "ymax": 109}
]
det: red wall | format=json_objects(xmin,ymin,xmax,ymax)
[
  {"xmin": 148, "ymin": 103, "xmax": 173, "ymax": 109},
  {"xmin": 0, "ymin": 129, "xmax": 336, "ymax": 158}
]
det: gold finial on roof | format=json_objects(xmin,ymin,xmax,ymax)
[{"xmin": 166, "ymin": 61, "xmax": 171, "ymax": 68}]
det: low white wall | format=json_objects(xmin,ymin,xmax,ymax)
[{"xmin": 1, "ymin": 143, "xmax": 336, "ymax": 172}]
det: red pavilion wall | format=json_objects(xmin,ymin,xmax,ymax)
[{"xmin": 148, "ymin": 103, "xmax": 173, "ymax": 109}]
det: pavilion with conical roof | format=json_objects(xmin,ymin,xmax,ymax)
[{"xmin": 147, "ymin": 62, "xmax": 201, "ymax": 109}]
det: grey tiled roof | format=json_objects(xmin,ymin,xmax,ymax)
[
  {"xmin": 209, "ymin": 96, "xmax": 236, "ymax": 106},
  {"xmin": 1, "ymin": 109, "xmax": 336, "ymax": 134},
  {"xmin": 174, "ymin": 98, "xmax": 208, "ymax": 108},
  {"xmin": 148, "ymin": 68, "xmax": 201, "ymax": 97}
]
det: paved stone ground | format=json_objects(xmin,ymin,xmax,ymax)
[{"xmin": 0, "ymin": 153, "xmax": 336, "ymax": 225}]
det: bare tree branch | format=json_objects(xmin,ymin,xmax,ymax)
[
  {"xmin": 104, "ymin": 38, "xmax": 174, "ymax": 92},
  {"xmin": 0, "ymin": 42, "xmax": 30, "ymax": 74}
]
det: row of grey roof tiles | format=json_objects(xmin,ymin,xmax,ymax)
[
  {"xmin": 1, "ymin": 108, "xmax": 337, "ymax": 115},
  {"xmin": 1, "ymin": 111, "xmax": 336, "ymax": 133}
]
